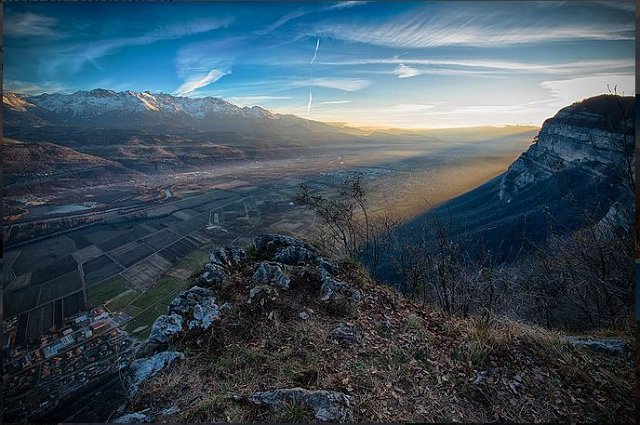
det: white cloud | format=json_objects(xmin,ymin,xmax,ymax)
[
  {"xmin": 390, "ymin": 104, "xmax": 437, "ymax": 113},
  {"xmin": 328, "ymin": 1, "xmax": 369, "ymax": 10},
  {"xmin": 320, "ymin": 58, "xmax": 634, "ymax": 75},
  {"xmin": 4, "ymin": 79, "xmax": 70, "ymax": 95},
  {"xmin": 293, "ymin": 78, "xmax": 371, "ymax": 91},
  {"xmin": 175, "ymin": 69, "xmax": 229, "ymax": 96},
  {"xmin": 5, "ymin": 13, "xmax": 62, "ymax": 39},
  {"xmin": 394, "ymin": 64, "xmax": 423, "ymax": 79},
  {"xmin": 540, "ymin": 73, "xmax": 635, "ymax": 105},
  {"xmin": 319, "ymin": 100, "xmax": 350, "ymax": 104},
  {"xmin": 225, "ymin": 95, "xmax": 291, "ymax": 106},
  {"xmin": 41, "ymin": 18, "xmax": 230, "ymax": 76},
  {"xmin": 312, "ymin": 5, "xmax": 633, "ymax": 48}
]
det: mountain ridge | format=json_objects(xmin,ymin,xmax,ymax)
[{"xmin": 385, "ymin": 94, "xmax": 634, "ymax": 265}]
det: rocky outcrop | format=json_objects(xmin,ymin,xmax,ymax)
[
  {"xmin": 148, "ymin": 314, "xmax": 183, "ymax": 345},
  {"xmin": 562, "ymin": 336, "xmax": 630, "ymax": 357},
  {"xmin": 253, "ymin": 234, "xmax": 319, "ymax": 265},
  {"xmin": 329, "ymin": 324, "xmax": 364, "ymax": 347},
  {"xmin": 251, "ymin": 234, "xmax": 362, "ymax": 307},
  {"xmin": 249, "ymin": 388, "xmax": 354, "ymax": 422},
  {"xmin": 128, "ymin": 351, "xmax": 185, "ymax": 396},
  {"xmin": 199, "ymin": 247, "xmax": 246, "ymax": 286},
  {"xmin": 319, "ymin": 272, "xmax": 362, "ymax": 306},
  {"xmin": 113, "ymin": 412, "xmax": 154, "ymax": 423},
  {"xmin": 247, "ymin": 284, "xmax": 279, "ymax": 305},
  {"xmin": 149, "ymin": 286, "xmax": 219, "ymax": 344},
  {"xmin": 252, "ymin": 261, "xmax": 291, "ymax": 289},
  {"xmin": 169, "ymin": 286, "xmax": 219, "ymax": 331}
]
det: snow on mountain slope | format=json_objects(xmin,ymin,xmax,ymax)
[{"xmin": 4, "ymin": 89, "xmax": 280, "ymax": 121}]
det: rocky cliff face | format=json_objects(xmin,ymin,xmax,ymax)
[
  {"xmin": 499, "ymin": 95, "xmax": 634, "ymax": 202},
  {"xmin": 386, "ymin": 95, "xmax": 635, "ymax": 265}
]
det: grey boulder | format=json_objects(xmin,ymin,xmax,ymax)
[
  {"xmin": 249, "ymin": 387, "xmax": 354, "ymax": 422},
  {"xmin": 148, "ymin": 314, "xmax": 184, "ymax": 344}
]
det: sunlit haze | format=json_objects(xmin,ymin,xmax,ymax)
[{"xmin": 5, "ymin": 1, "xmax": 635, "ymax": 128}]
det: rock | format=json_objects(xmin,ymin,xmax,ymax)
[
  {"xmin": 299, "ymin": 311, "xmax": 310, "ymax": 320},
  {"xmin": 209, "ymin": 246, "xmax": 246, "ymax": 269},
  {"xmin": 472, "ymin": 371, "xmax": 487, "ymax": 385},
  {"xmin": 562, "ymin": 336, "xmax": 630, "ymax": 357},
  {"xmin": 252, "ymin": 261, "xmax": 291, "ymax": 289},
  {"xmin": 148, "ymin": 314, "xmax": 183, "ymax": 344},
  {"xmin": 199, "ymin": 263, "xmax": 229, "ymax": 286},
  {"xmin": 249, "ymin": 387, "xmax": 354, "ymax": 422},
  {"xmin": 199, "ymin": 247, "xmax": 246, "ymax": 286},
  {"xmin": 499, "ymin": 95, "xmax": 634, "ymax": 202},
  {"xmin": 316, "ymin": 257, "xmax": 338, "ymax": 275},
  {"xmin": 158, "ymin": 406, "xmax": 180, "ymax": 416},
  {"xmin": 248, "ymin": 284, "xmax": 279, "ymax": 304},
  {"xmin": 274, "ymin": 245, "xmax": 317, "ymax": 265},
  {"xmin": 319, "ymin": 271, "xmax": 362, "ymax": 306},
  {"xmin": 253, "ymin": 234, "xmax": 320, "ymax": 265},
  {"xmin": 329, "ymin": 324, "xmax": 363, "ymax": 346},
  {"xmin": 220, "ymin": 302, "xmax": 234, "ymax": 313},
  {"xmin": 113, "ymin": 412, "xmax": 153, "ymax": 423},
  {"xmin": 129, "ymin": 351, "xmax": 185, "ymax": 395},
  {"xmin": 169, "ymin": 286, "xmax": 219, "ymax": 331}
]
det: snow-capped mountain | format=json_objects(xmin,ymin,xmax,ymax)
[{"xmin": 5, "ymin": 89, "xmax": 280, "ymax": 122}]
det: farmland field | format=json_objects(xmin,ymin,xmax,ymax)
[
  {"xmin": 30, "ymin": 255, "xmax": 78, "ymax": 286},
  {"xmin": 39, "ymin": 270, "xmax": 83, "ymax": 303},
  {"xmin": 105, "ymin": 289, "xmax": 141, "ymax": 313},
  {"xmin": 12, "ymin": 236, "xmax": 77, "ymax": 276},
  {"xmin": 131, "ymin": 276, "xmax": 184, "ymax": 311},
  {"xmin": 87, "ymin": 275, "xmax": 131, "ymax": 306}
]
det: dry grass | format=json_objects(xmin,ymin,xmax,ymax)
[{"xmin": 129, "ymin": 260, "xmax": 635, "ymax": 423}]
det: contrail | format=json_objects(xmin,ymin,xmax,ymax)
[
  {"xmin": 310, "ymin": 37, "xmax": 320, "ymax": 65},
  {"xmin": 306, "ymin": 91, "xmax": 313, "ymax": 117},
  {"xmin": 307, "ymin": 37, "xmax": 320, "ymax": 120}
]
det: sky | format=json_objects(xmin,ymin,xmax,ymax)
[{"xmin": 4, "ymin": 1, "xmax": 635, "ymax": 128}]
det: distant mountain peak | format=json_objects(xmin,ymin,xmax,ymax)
[{"xmin": 5, "ymin": 89, "xmax": 283, "ymax": 122}]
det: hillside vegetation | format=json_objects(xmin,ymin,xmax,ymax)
[{"xmin": 120, "ymin": 235, "xmax": 634, "ymax": 423}]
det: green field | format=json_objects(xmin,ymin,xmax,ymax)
[
  {"xmin": 87, "ymin": 275, "xmax": 131, "ymax": 306},
  {"xmin": 131, "ymin": 276, "xmax": 185, "ymax": 311},
  {"xmin": 177, "ymin": 249, "xmax": 209, "ymax": 275},
  {"xmin": 125, "ymin": 303, "xmax": 168, "ymax": 339},
  {"xmin": 105, "ymin": 289, "xmax": 141, "ymax": 312}
]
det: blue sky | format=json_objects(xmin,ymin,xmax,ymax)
[{"xmin": 5, "ymin": 1, "xmax": 635, "ymax": 128}]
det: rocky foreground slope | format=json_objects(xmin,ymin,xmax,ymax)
[{"xmin": 114, "ymin": 235, "xmax": 634, "ymax": 423}]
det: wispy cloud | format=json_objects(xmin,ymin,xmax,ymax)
[
  {"xmin": 41, "ymin": 18, "xmax": 230, "ymax": 76},
  {"xmin": 320, "ymin": 57, "xmax": 634, "ymax": 76},
  {"xmin": 312, "ymin": 4, "xmax": 634, "ymax": 48},
  {"xmin": 540, "ymin": 73, "xmax": 634, "ymax": 105},
  {"xmin": 5, "ymin": 13, "xmax": 63, "ymax": 39},
  {"xmin": 256, "ymin": 1, "xmax": 369, "ymax": 35},
  {"xmin": 319, "ymin": 100, "xmax": 350, "ymax": 104},
  {"xmin": 394, "ymin": 64, "xmax": 423, "ymax": 79},
  {"xmin": 328, "ymin": 1, "xmax": 369, "ymax": 11},
  {"xmin": 292, "ymin": 78, "xmax": 371, "ymax": 91},
  {"xmin": 225, "ymin": 95, "xmax": 291, "ymax": 106},
  {"xmin": 390, "ymin": 104, "xmax": 437, "ymax": 113},
  {"xmin": 4, "ymin": 79, "xmax": 70, "ymax": 95},
  {"xmin": 175, "ymin": 69, "xmax": 229, "ymax": 96}
]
